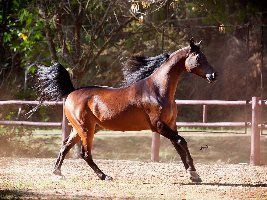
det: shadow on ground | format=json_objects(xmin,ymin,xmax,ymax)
[{"xmin": 0, "ymin": 189, "xmax": 131, "ymax": 200}]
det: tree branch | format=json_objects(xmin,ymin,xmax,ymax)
[
  {"xmin": 55, "ymin": 2, "xmax": 71, "ymax": 60},
  {"xmin": 39, "ymin": 4, "xmax": 58, "ymax": 62},
  {"xmin": 74, "ymin": 1, "xmax": 84, "ymax": 62},
  {"xmin": 80, "ymin": 15, "xmax": 136, "ymax": 73}
]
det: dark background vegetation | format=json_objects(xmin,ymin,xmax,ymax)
[{"xmin": 0, "ymin": 0, "xmax": 266, "ymax": 124}]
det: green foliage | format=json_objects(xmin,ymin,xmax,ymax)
[
  {"xmin": 4, "ymin": 7, "xmax": 44, "ymax": 65},
  {"xmin": 0, "ymin": 0, "xmax": 47, "ymax": 100}
]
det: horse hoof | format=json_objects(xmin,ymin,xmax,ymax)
[
  {"xmin": 53, "ymin": 169, "xmax": 62, "ymax": 176},
  {"xmin": 188, "ymin": 170, "xmax": 202, "ymax": 183},
  {"xmin": 190, "ymin": 176, "xmax": 202, "ymax": 183},
  {"xmin": 100, "ymin": 175, "xmax": 113, "ymax": 181},
  {"xmin": 104, "ymin": 175, "xmax": 113, "ymax": 181}
]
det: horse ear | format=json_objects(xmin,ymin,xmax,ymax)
[
  {"xmin": 197, "ymin": 40, "xmax": 202, "ymax": 46},
  {"xmin": 189, "ymin": 37, "xmax": 195, "ymax": 47}
]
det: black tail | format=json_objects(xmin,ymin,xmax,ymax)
[{"xmin": 36, "ymin": 63, "xmax": 75, "ymax": 101}]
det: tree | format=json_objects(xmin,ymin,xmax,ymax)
[
  {"xmin": 0, "ymin": 0, "xmax": 44, "ymax": 99},
  {"xmin": 0, "ymin": 0, "xmax": 265, "ymax": 100}
]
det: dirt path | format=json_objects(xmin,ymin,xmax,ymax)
[{"xmin": 0, "ymin": 157, "xmax": 267, "ymax": 199}]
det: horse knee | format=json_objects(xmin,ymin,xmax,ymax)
[{"xmin": 155, "ymin": 121, "xmax": 180, "ymax": 141}]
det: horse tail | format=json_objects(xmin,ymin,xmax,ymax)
[{"xmin": 36, "ymin": 63, "xmax": 75, "ymax": 101}]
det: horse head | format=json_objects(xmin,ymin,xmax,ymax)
[{"xmin": 185, "ymin": 38, "xmax": 217, "ymax": 83}]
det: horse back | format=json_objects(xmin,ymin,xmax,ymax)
[{"xmin": 65, "ymin": 85, "xmax": 150, "ymax": 131}]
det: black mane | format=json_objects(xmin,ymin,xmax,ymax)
[{"xmin": 122, "ymin": 53, "xmax": 170, "ymax": 85}]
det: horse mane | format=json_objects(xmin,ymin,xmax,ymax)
[{"xmin": 122, "ymin": 53, "xmax": 170, "ymax": 85}]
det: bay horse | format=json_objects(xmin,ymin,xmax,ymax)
[{"xmin": 36, "ymin": 38, "xmax": 216, "ymax": 182}]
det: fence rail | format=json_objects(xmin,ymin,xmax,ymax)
[
  {"xmin": 0, "ymin": 100, "xmax": 64, "ymax": 128},
  {"xmin": 0, "ymin": 97, "xmax": 266, "ymax": 165},
  {"xmin": 0, "ymin": 121, "xmax": 61, "ymax": 127},
  {"xmin": 176, "ymin": 122, "xmax": 247, "ymax": 127},
  {"xmin": 0, "ymin": 100, "xmax": 62, "ymax": 106},
  {"xmin": 175, "ymin": 100, "xmax": 247, "ymax": 105}
]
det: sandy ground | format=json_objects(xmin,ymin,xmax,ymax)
[{"xmin": 0, "ymin": 157, "xmax": 267, "ymax": 199}]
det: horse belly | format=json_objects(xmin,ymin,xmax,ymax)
[{"xmin": 97, "ymin": 109, "xmax": 150, "ymax": 131}]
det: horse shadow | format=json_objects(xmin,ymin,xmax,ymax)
[{"xmin": 0, "ymin": 189, "xmax": 118, "ymax": 199}]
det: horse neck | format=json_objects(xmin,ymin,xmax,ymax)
[{"xmin": 151, "ymin": 47, "xmax": 189, "ymax": 99}]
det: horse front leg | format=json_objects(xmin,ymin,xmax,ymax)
[
  {"xmin": 155, "ymin": 121, "xmax": 202, "ymax": 182},
  {"xmin": 171, "ymin": 138, "xmax": 202, "ymax": 182},
  {"xmin": 171, "ymin": 141, "xmax": 189, "ymax": 170}
]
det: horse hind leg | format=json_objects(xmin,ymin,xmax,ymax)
[
  {"xmin": 80, "ymin": 146, "xmax": 113, "ymax": 181},
  {"xmin": 53, "ymin": 128, "xmax": 80, "ymax": 176},
  {"xmin": 76, "ymin": 122, "xmax": 112, "ymax": 181}
]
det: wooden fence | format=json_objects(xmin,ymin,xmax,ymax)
[{"xmin": 0, "ymin": 97, "xmax": 266, "ymax": 165}]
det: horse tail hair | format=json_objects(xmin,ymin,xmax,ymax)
[{"xmin": 36, "ymin": 63, "xmax": 75, "ymax": 101}]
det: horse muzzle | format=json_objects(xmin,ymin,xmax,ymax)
[{"xmin": 206, "ymin": 73, "xmax": 217, "ymax": 83}]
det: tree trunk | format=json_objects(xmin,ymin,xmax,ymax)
[
  {"xmin": 74, "ymin": 14, "xmax": 83, "ymax": 62},
  {"xmin": 39, "ymin": 5, "xmax": 58, "ymax": 62},
  {"xmin": 0, "ymin": 0, "xmax": 11, "ymax": 63},
  {"xmin": 44, "ymin": 20, "xmax": 58, "ymax": 62}
]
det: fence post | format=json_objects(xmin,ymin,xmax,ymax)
[
  {"xmin": 61, "ymin": 98, "xmax": 70, "ymax": 143},
  {"xmin": 151, "ymin": 132, "xmax": 160, "ymax": 162},
  {"xmin": 202, "ymin": 105, "xmax": 207, "ymax": 123},
  {"xmin": 250, "ymin": 96, "xmax": 261, "ymax": 165}
]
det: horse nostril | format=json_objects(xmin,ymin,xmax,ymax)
[{"xmin": 206, "ymin": 74, "xmax": 212, "ymax": 79}]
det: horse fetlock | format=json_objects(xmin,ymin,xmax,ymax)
[{"xmin": 186, "ymin": 157, "xmax": 194, "ymax": 164}]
